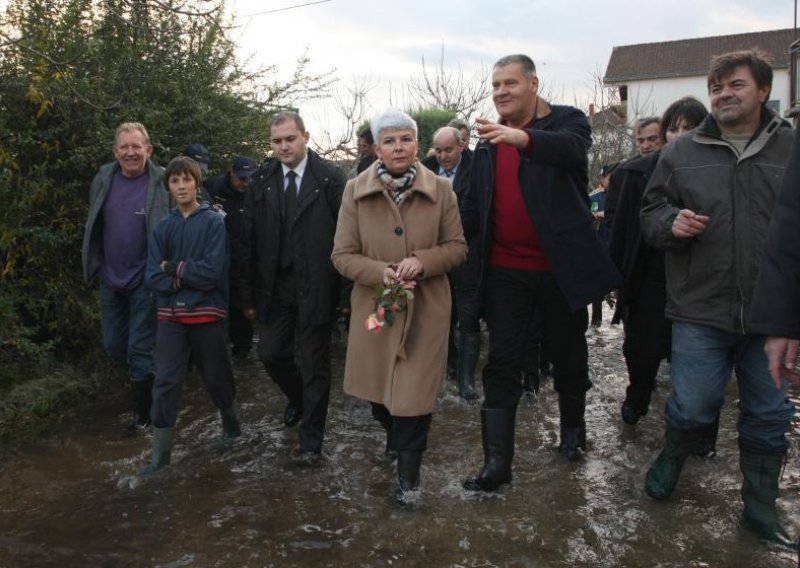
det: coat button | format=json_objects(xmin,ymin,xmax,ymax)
[{"xmin": 394, "ymin": 226, "xmax": 403, "ymax": 236}]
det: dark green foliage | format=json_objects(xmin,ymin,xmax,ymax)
[
  {"xmin": 0, "ymin": 0, "xmax": 330, "ymax": 401},
  {"xmin": 408, "ymin": 108, "xmax": 456, "ymax": 157}
]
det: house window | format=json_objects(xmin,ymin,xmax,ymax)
[
  {"xmin": 619, "ymin": 85, "xmax": 628, "ymax": 103},
  {"xmin": 766, "ymin": 100, "xmax": 781, "ymax": 113}
]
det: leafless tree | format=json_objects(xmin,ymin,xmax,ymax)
[
  {"xmin": 405, "ymin": 44, "xmax": 492, "ymax": 121},
  {"xmin": 311, "ymin": 74, "xmax": 375, "ymax": 166}
]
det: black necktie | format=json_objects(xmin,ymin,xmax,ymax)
[{"xmin": 284, "ymin": 170, "xmax": 298, "ymax": 220}]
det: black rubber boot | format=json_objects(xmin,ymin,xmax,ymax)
[
  {"xmin": 463, "ymin": 408, "xmax": 515, "ymax": 492},
  {"xmin": 139, "ymin": 427, "xmax": 173, "ymax": 476},
  {"xmin": 522, "ymin": 343, "xmax": 540, "ymax": 395},
  {"xmin": 446, "ymin": 332, "xmax": 458, "ymax": 382},
  {"xmin": 739, "ymin": 439, "xmax": 799, "ymax": 550},
  {"xmin": 128, "ymin": 377, "xmax": 153, "ymax": 432},
  {"xmin": 558, "ymin": 392, "xmax": 587, "ymax": 461},
  {"xmin": 645, "ymin": 427, "xmax": 699, "ymax": 499},
  {"xmin": 393, "ymin": 450, "xmax": 423, "ymax": 504},
  {"xmin": 456, "ymin": 332, "xmax": 480, "ymax": 401},
  {"xmin": 220, "ymin": 405, "xmax": 242, "ymax": 445}
]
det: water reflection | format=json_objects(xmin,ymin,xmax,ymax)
[{"xmin": 0, "ymin": 320, "xmax": 797, "ymax": 567}]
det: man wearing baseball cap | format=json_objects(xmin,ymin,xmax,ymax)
[{"xmin": 207, "ymin": 156, "xmax": 260, "ymax": 358}]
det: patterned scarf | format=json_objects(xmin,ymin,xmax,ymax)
[{"xmin": 377, "ymin": 163, "xmax": 416, "ymax": 206}]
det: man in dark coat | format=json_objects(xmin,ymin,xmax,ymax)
[
  {"xmin": 240, "ymin": 111, "xmax": 346, "ymax": 464},
  {"xmin": 207, "ymin": 155, "xmax": 259, "ymax": 358},
  {"xmin": 423, "ymin": 126, "xmax": 479, "ymax": 401},
  {"xmin": 461, "ymin": 54, "xmax": 621, "ymax": 492},
  {"xmin": 750, "ymin": 127, "xmax": 800, "ymax": 390}
]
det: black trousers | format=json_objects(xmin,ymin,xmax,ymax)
[
  {"xmin": 370, "ymin": 403, "xmax": 432, "ymax": 451},
  {"xmin": 258, "ymin": 274, "xmax": 332, "ymax": 453},
  {"xmin": 152, "ymin": 319, "xmax": 236, "ymax": 428},
  {"xmin": 482, "ymin": 267, "xmax": 590, "ymax": 409},
  {"xmin": 622, "ymin": 274, "xmax": 671, "ymax": 409},
  {"xmin": 451, "ymin": 250, "xmax": 481, "ymax": 334},
  {"xmin": 228, "ymin": 304, "xmax": 254, "ymax": 353}
]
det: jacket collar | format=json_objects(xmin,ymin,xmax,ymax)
[
  {"xmin": 352, "ymin": 160, "xmax": 440, "ymax": 203},
  {"xmin": 694, "ymin": 106, "xmax": 789, "ymax": 159}
]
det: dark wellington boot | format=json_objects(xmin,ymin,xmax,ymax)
[
  {"xmin": 128, "ymin": 377, "xmax": 153, "ymax": 432},
  {"xmin": 693, "ymin": 415, "xmax": 719, "ymax": 459},
  {"xmin": 220, "ymin": 405, "xmax": 242, "ymax": 445},
  {"xmin": 393, "ymin": 450, "xmax": 423, "ymax": 504},
  {"xmin": 457, "ymin": 332, "xmax": 480, "ymax": 401},
  {"xmin": 559, "ymin": 425, "xmax": 586, "ymax": 461},
  {"xmin": 645, "ymin": 427, "xmax": 698, "ymax": 499},
  {"xmin": 446, "ymin": 329, "xmax": 458, "ymax": 382},
  {"xmin": 739, "ymin": 439, "xmax": 799, "ymax": 550},
  {"xmin": 463, "ymin": 408, "xmax": 515, "ymax": 492},
  {"xmin": 558, "ymin": 392, "xmax": 587, "ymax": 460},
  {"xmin": 139, "ymin": 427, "xmax": 174, "ymax": 476}
]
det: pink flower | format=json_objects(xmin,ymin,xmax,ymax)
[
  {"xmin": 390, "ymin": 303, "xmax": 400, "ymax": 312},
  {"xmin": 377, "ymin": 307, "xmax": 385, "ymax": 318},
  {"xmin": 365, "ymin": 313, "xmax": 385, "ymax": 333}
]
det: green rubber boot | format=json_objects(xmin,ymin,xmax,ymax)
[
  {"xmin": 645, "ymin": 427, "xmax": 696, "ymax": 499},
  {"xmin": 220, "ymin": 405, "xmax": 242, "ymax": 445},
  {"xmin": 139, "ymin": 427, "xmax": 173, "ymax": 476},
  {"xmin": 739, "ymin": 439, "xmax": 799, "ymax": 550}
]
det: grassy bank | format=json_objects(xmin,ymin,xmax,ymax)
[{"xmin": 0, "ymin": 354, "xmax": 125, "ymax": 443}]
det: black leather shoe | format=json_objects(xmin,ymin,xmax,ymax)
[{"xmin": 283, "ymin": 403, "xmax": 302, "ymax": 427}]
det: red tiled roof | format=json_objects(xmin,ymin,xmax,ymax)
[{"xmin": 604, "ymin": 28, "xmax": 795, "ymax": 83}]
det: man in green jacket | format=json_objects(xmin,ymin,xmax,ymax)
[{"xmin": 640, "ymin": 50, "xmax": 796, "ymax": 550}]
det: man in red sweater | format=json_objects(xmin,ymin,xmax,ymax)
[{"xmin": 461, "ymin": 54, "xmax": 620, "ymax": 492}]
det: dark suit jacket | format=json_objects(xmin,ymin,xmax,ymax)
[
  {"xmin": 421, "ymin": 152, "xmax": 472, "ymax": 206},
  {"xmin": 240, "ymin": 150, "xmax": 346, "ymax": 325}
]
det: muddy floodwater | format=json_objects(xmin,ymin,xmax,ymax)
[{"xmin": 0, "ymin": 319, "xmax": 798, "ymax": 567}]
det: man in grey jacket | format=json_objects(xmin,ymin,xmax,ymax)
[
  {"xmin": 640, "ymin": 50, "xmax": 796, "ymax": 550},
  {"xmin": 81, "ymin": 122, "xmax": 170, "ymax": 432}
]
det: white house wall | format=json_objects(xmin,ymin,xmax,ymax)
[{"xmin": 624, "ymin": 71, "xmax": 789, "ymax": 124}]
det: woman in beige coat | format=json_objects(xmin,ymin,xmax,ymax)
[{"xmin": 331, "ymin": 110, "xmax": 467, "ymax": 503}]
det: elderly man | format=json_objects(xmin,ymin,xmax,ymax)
[
  {"xmin": 640, "ymin": 50, "xmax": 796, "ymax": 550},
  {"xmin": 448, "ymin": 117, "xmax": 473, "ymax": 158},
  {"xmin": 240, "ymin": 111, "xmax": 346, "ymax": 464},
  {"xmin": 423, "ymin": 126, "xmax": 479, "ymax": 400},
  {"xmin": 460, "ymin": 54, "xmax": 620, "ymax": 492},
  {"xmin": 82, "ymin": 122, "xmax": 170, "ymax": 432}
]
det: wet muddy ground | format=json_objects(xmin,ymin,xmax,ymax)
[{"xmin": 0, "ymin": 317, "xmax": 798, "ymax": 567}]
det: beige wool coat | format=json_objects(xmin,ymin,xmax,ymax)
[{"xmin": 331, "ymin": 162, "xmax": 467, "ymax": 416}]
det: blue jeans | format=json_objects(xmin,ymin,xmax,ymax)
[
  {"xmin": 99, "ymin": 280, "xmax": 156, "ymax": 381},
  {"xmin": 666, "ymin": 321, "xmax": 794, "ymax": 452}
]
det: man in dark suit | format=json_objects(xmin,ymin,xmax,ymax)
[
  {"xmin": 240, "ymin": 111, "xmax": 346, "ymax": 464},
  {"xmin": 423, "ymin": 126, "xmax": 479, "ymax": 400}
]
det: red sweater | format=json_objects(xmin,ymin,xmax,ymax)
[{"xmin": 490, "ymin": 141, "xmax": 551, "ymax": 271}]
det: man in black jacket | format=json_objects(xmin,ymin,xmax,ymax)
[
  {"xmin": 461, "ymin": 54, "xmax": 620, "ymax": 492},
  {"xmin": 423, "ymin": 126, "xmax": 479, "ymax": 401},
  {"xmin": 207, "ymin": 155, "xmax": 259, "ymax": 358},
  {"xmin": 240, "ymin": 111, "xmax": 346, "ymax": 464}
]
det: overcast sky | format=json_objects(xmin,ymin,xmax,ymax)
[{"xmin": 229, "ymin": 0, "xmax": 794, "ymax": 139}]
